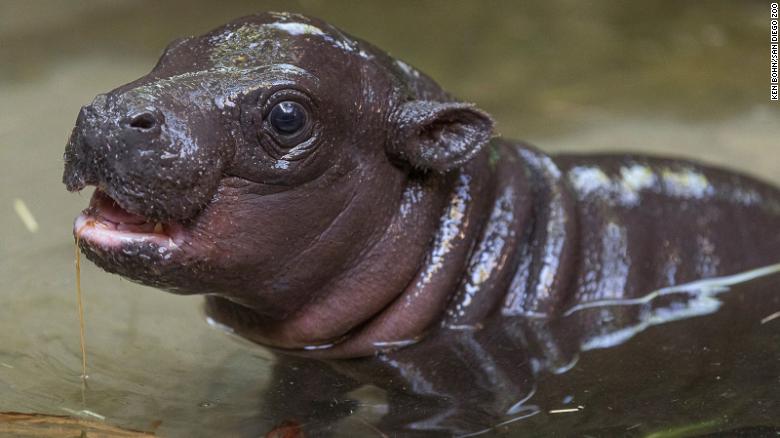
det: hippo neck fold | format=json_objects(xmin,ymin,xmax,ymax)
[
  {"xmin": 316, "ymin": 151, "xmax": 498, "ymax": 357},
  {"xmin": 500, "ymin": 145, "xmax": 580, "ymax": 318}
]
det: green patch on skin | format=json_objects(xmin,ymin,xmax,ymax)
[
  {"xmin": 488, "ymin": 142, "xmax": 501, "ymax": 170},
  {"xmin": 643, "ymin": 419, "xmax": 720, "ymax": 438},
  {"xmin": 207, "ymin": 18, "xmax": 354, "ymax": 68},
  {"xmin": 208, "ymin": 24, "xmax": 288, "ymax": 67}
]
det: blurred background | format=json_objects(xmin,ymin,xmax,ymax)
[{"xmin": 0, "ymin": 1, "xmax": 777, "ymax": 436}]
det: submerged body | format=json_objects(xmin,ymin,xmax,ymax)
[{"xmin": 62, "ymin": 12, "xmax": 780, "ymax": 359}]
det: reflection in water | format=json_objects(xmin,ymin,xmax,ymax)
[
  {"xmin": 206, "ymin": 265, "xmax": 780, "ymax": 437},
  {"xmin": 0, "ymin": 411, "xmax": 156, "ymax": 437},
  {"xmin": 569, "ymin": 263, "xmax": 780, "ymax": 350}
]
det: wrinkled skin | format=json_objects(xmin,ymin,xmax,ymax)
[{"xmin": 64, "ymin": 12, "xmax": 780, "ymax": 360}]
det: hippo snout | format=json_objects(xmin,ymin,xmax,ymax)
[
  {"xmin": 62, "ymin": 87, "xmax": 229, "ymax": 221},
  {"xmin": 63, "ymin": 106, "xmax": 100, "ymax": 192}
]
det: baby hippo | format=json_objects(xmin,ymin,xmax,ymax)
[{"xmin": 63, "ymin": 12, "xmax": 780, "ymax": 359}]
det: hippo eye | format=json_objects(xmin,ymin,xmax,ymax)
[
  {"xmin": 253, "ymin": 91, "xmax": 317, "ymax": 157},
  {"xmin": 268, "ymin": 101, "xmax": 308, "ymax": 136}
]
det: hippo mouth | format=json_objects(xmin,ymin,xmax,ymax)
[{"xmin": 75, "ymin": 189, "xmax": 186, "ymax": 249}]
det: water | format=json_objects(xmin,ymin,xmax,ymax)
[{"xmin": 0, "ymin": 1, "xmax": 778, "ymax": 436}]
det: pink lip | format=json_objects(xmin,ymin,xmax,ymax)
[{"xmin": 74, "ymin": 189, "xmax": 185, "ymax": 249}]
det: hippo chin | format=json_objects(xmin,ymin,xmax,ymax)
[{"xmin": 63, "ymin": 12, "xmax": 780, "ymax": 359}]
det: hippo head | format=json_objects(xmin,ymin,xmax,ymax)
[{"xmin": 63, "ymin": 12, "xmax": 493, "ymax": 331}]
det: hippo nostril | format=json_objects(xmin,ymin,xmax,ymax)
[{"xmin": 128, "ymin": 112, "xmax": 158, "ymax": 131}]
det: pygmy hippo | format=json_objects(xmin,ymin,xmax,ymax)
[{"xmin": 63, "ymin": 12, "xmax": 780, "ymax": 359}]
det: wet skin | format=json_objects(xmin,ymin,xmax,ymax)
[
  {"xmin": 64, "ymin": 14, "xmax": 780, "ymax": 436},
  {"xmin": 63, "ymin": 12, "xmax": 780, "ymax": 360},
  {"xmin": 61, "ymin": 12, "xmax": 780, "ymax": 436}
]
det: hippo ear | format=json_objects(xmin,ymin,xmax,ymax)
[{"xmin": 389, "ymin": 101, "xmax": 495, "ymax": 172}]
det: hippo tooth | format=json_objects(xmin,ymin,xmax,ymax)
[{"xmin": 154, "ymin": 222, "xmax": 164, "ymax": 234}]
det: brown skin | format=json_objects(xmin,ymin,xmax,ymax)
[{"xmin": 63, "ymin": 12, "xmax": 780, "ymax": 359}]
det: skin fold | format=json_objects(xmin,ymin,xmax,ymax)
[{"xmin": 63, "ymin": 12, "xmax": 780, "ymax": 361}]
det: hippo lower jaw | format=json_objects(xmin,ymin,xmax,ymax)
[{"xmin": 75, "ymin": 188, "xmax": 187, "ymax": 251}]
